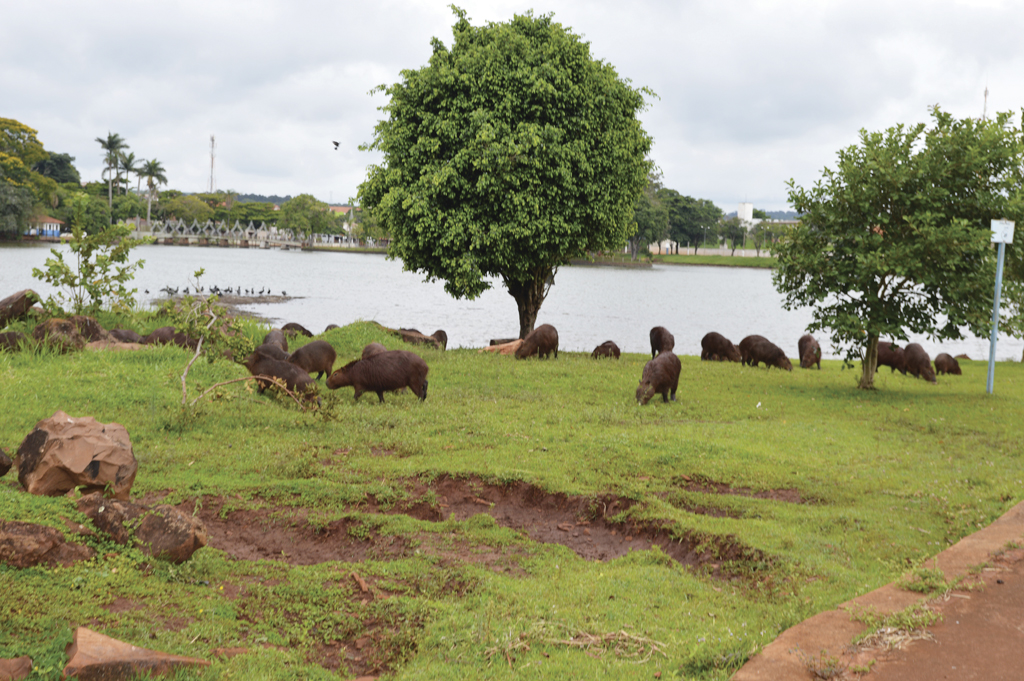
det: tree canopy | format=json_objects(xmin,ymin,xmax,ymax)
[
  {"xmin": 629, "ymin": 172, "xmax": 669, "ymax": 259},
  {"xmin": 277, "ymin": 194, "xmax": 339, "ymax": 242},
  {"xmin": 774, "ymin": 106, "xmax": 1024, "ymax": 389},
  {"xmin": 358, "ymin": 7, "xmax": 653, "ymax": 337},
  {"xmin": 657, "ymin": 190, "xmax": 723, "ymax": 254}
]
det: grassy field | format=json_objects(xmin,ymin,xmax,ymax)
[
  {"xmin": 1, "ymin": 318, "xmax": 1022, "ymax": 680},
  {"xmin": 654, "ymin": 254, "xmax": 776, "ymax": 268}
]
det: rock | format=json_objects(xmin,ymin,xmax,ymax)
[
  {"xmin": 15, "ymin": 411, "xmax": 137, "ymax": 500},
  {"xmin": 0, "ymin": 331, "xmax": 28, "ymax": 352},
  {"xmin": 77, "ymin": 493, "xmax": 208, "ymax": 563},
  {"xmin": 68, "ymin": 315, "xmax": 110, "ymax": 342},
  {"xmin": 0, "ymin": 520, "xmax": 96, "ymax": 568},
  {"xmin": 0, "ymin": 655, "xmax": 32, "ymax": 681},
  {"xmin": 31, "ymin": 318, "xmax": 86, "ymax": 353},
  {"xmin": 0, "ymin": 447, "xmax": 11, "ymax": 477},
  {"xmin": 479, "ymin": 339, "xmax": 524, "ymax": 355},
  {"xmin": 109, "ymin": 328, "xmax": 144, "ymax": 343},
  {"xmin": 63, "ymin": 627, "xmax": 210, "ymax": 680},
  {"xmin": 0, "ymin": 289, "xmax": 38, "ymax": 327}
]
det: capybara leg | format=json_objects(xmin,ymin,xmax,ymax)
[
  {"xmin": 420, "ymin": 379, "xmax": 428, "ymax": 401},
  {"xmin": 353, "ymin": 388, "xmax": 364, "ymax": 402},
  {"xmin": 661, "ymin": 391, "xmax": 669, "ymax": 403},
  {"xmin": 376, "ymin": 391, "xmax": 385, "ymax": 403}
]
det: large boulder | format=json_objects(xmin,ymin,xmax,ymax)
[
  {"xmin": 68, "ymin": 315, "xmax": 110, "ymax": 342},
  {"xmin": 63, "ymin": 627, "xmax": 210, "ymax": 680},
  {"xmin": 15, "ymin": 411, "xmax": 137, "ymax": 500},
  {"xmin": 0, "ymin": 289, "xmax": 37, "ymax": 327},
  {"xmin": 0, "ymin": 447, "xmax": 11, "ymax": 477},
  {"xmin": 0, "ymin": 331, "xmax": 28, "ymax": 353},
  {"xmin": 31, "ymin": 318, "xmax": 87, "ymax": 353},
  {"xmin": 77, "ymin": 493, "xmax": 208, "ymax": 563},
  {"xmin": 0, "ymin": 520, "xmax": 96, "ymax": 568},
  {"xmin": 0, "ymin": 655, "xmax": 32, "ymax": 681}
]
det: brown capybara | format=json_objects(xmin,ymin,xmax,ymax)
[
  {"xmin": 934, "ymin": 353, "xmax": 961, "ymax": 375},
  {"xmin": 649, "ymin": 326, "xmax": 674, "ymax": 359},
  {"xmin": 143, "ymin": 326, "xmax": 175, "ymax": 345},
  {"xmin": 288, "ymin": 340, "xmax": 336, "ymax": 380},
  {"xmin": 282, "ymin": 322, "xmax": 313, "ymax": 338},
  {"xmin": 747, "ymin": 339, "xmax": 793, "ymax": 371},
  {"xmin": 171, "ymin": 332, "xmax": 199, "ymax": 352},
  {"xmin": 263, "ymin": 329, "xmax": 288, "ymax": 351},
  {"xmin": 876, "ymin": 341, "xmax": 906, "ymax": 374},
  {"xmin": 0, "ymin": 331, "xmax": 27, "ymax": 352},
  {"xmin": 738, "ymin": 335, "xmax": 768, "ymax": 366},
  {"xmin": 701, "ymin": 332, "xmax": 742, "ymax": 362},
  {"xmin": 798, "ymin": 334, "xmax": 821, "ymax": 370},
  {"xmin": 515, "ymin": 324, "xmax": 559, "ymax": 359},
  {"xmin": 110, "ymin": 328, "xmax": 143, "ymax": 344},
  {"xmin": 431, "ymin": 330, "xmax": 448, "ymax": 350},
  {"xmin": 636, "ymin": 351, "xmax": 681, "ymax": 405},
  {"xmin": 362, "ymin": 342, "xmax": 387, "ymax": 360},
  {"xmin": 326, "ymin": 350, "xmax": 428, "ymax": 403},
  {"xmin": 241, "ymin": 351, "xmax": 317, "ymax": 399},
  {"xmin": 324, "ymin": 324, "xmax": 340, "ymax": 332},
  {"xmin": 904, "ymin": 343, "xmax": 937, "ymax": 383},
  {"xmin": 69, "ymin": 315, "xmax": 109, "ymax": 342},
  {"xmin": 591, "ymin": 340, "xmax": 621, "ymax": 359},
  {"xmin": 398, "ymin": 328, "xmax": 442, "ymax": 349},
  {"xmin": 254, "ymin": 342, "xmax": 290, "ymax": 361}
]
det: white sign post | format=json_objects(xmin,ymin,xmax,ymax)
[{"xmin": 988, "ymin": 220, "xmax": 1015, "ymax": 394}]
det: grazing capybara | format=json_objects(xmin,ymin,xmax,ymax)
[
  {"xmin": 324, "ymin": 324, "xmax": 340, "ymax": 332},
  {"xmin": 253, "ymin": 342, "xmax": 290, "ymax": 361},
  {"xmin": 904, "ymin": 343, "xmax": 937, "ymax": 383},
  {"xmin": 110, "ymin": 328, "xmax": 143, "ymax": 344},
  {"xmin": 282, "ymin": 322, "xmax": 313, "ymax": 338},
  {"xmin": 241, "ymin": 351, "xmax": 317, "ymax": 399},
  {"xmin": 935, "ymin": 353, "xmax": 961, "ymax": 375},
  {"xmin": 362, "ymin": 342, "xmax": 387, "ymax": 360},
  {"xmin": 288, "ymin": 340, "xmax": 336, "ymax": 380},
  {"xmin": 701, "ymin": 332, "xmax": 742, "ymax": 362},
  {"xmin": 798, "ymin": 334, "xmax": 821, "ymax": 370},
  {"xmin": 738, "ymin": 335, "xmax": 768, "ymax": 366},
  {"xmin": 143, "ymin": 326, "xmax": 175, "ymax": 345},
  {"xmin": 171, "ymin": 332, "xmax": 199, "ymax": 352},
  {"xmin": 0, "ymin": 331, "xmax": 27, "ymax": 352},
  {"xmin": 515, "ymin": 324, "xmax": 559, "ymax": 359},
  {"xmin": 263, "ymin": 329, "xmax": 288, "ymax": 351},
  {"xmin": 876, "ymin": 340, "xmax": 906, "ymax": 374},
  {"xmin": 747, "ymin": 339, "xmax": 793, "ymax": 371},
  {"xmin": 636, "ymin": 351, "xmax": 681, "ymax": 405},
  {"xmin": 398, "ymin": 328, "xmax": 442, "ymax": 349},
  {"xmin": 591, "ymin": 340, "xmax": 621, "ymax": 359},
  {"xmin": 431, "ymin": 330, "xmax": 448, "ymax": 350},
  {"xmin": 649, "ymin": 326, "xmax": 675, "ymax": 359},
  {"xmin": 326, "ymin": 350, "xmax": 428, "ymax": 403}
]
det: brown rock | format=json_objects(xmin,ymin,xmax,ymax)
[
  {"xmin": 77, "ymin": 493, "xmax": 207, "ymax": 563},
  {"xmin": 0, "ymin": 656, "xmax": 32, "ymax": 681},
  {"xmin": 0, "ymin": 447, "xmax": 11, "ymax": 477},
  {"xmin": 0, "ymin": 520, "xmax": 95, "ymax": 568},
  {"xmin": 31, "ymin": 318, "xmax": 86, "ymax": 353},
  {"xmin": 15, "ymin": 411, "xmax": 137, "ymax": 500},
  {"xmin": 68, "ymin": 315, "xmax": 110, "ymax": 342},
  {"xmin": 0, "ymin": 289, "xmax": 38, "ymax": 327},
  {"xmin": 63, "ymin": 627, "xmax": 210, "ymax": 680},
  {"xmin": 478, "ymin": 339, "xmax": 523, "ymax": 355},
  {"xmin": 0, "ymin": 331, "xmax": 28, "ymax": 352}
]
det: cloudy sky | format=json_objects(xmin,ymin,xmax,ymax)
[{"xmin": 4, "ymin": 0, "xmax": 1021, "ymax": 212}]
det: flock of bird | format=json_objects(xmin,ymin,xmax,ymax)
[{"xmin": 147, "ymin": 286, "xmax": 287, "ymax": 297}]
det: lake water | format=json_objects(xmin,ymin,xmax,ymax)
[{"xmin": 2, "ymin": 241, "xmax": 1020, "ymax": 361}]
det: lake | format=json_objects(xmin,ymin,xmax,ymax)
[{"xmin": 2, "ymin": 242, "xmax": 1020, "ymax": 361}]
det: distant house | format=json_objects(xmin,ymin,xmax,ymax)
[{"xmin": 27, "ymin": 215, "xmax": 65, "ymax": 237}]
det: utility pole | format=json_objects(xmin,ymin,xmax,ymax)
[
  {"xmin": 983, "ymin": 86, "xmax": 989, "ymax": 121},
  {"xmin": 209, "ymin": 135, "xmax": 216, "ymax": 193}
]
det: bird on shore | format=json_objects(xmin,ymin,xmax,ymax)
[
  {"xmin": 281, "ymin": 290, "xmax": 287, "ymax": 296},
  {"xmin": 144, "ymin": 289, "xmax": 149, "ymax": 294}
]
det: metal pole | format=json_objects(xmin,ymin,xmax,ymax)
[{"xmin": 987, "ymin": 241, "xmax": 1006, "ymax": 395}]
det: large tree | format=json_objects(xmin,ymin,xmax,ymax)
[
  {"xmin": 276, "ymin": 193, "xmax": 338, "ymax": 244},
  {"xmin": 658, "ymin": 190, "xmax": 723, "ymax": 254},
  {"xmin": 138, "ymin": 159, "xmax": 167, "ymax": 225},
  {"xmin": 774, "ymin": 106, "xmax": 1024, "ymax": 389},
  {"xmin": 359, "ymin": 8, "xmax": 653, "ymax": 338},
  {"xmin": 95, "ymin": 132, "xmax": 128, "ymax": 216},
  {"xmin": 32, "ymin": 152, "xmax": 81, "ymax": 185}
]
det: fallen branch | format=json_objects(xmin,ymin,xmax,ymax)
[{"xmin": 188, "ymin": 375, "xmax": 306, "ymax": 409}]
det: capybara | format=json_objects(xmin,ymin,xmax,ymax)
[
  {"xmin": 649, "ymin": 326, "xmax": 675, "ymax": 359},
  {"xmin": 701, "ymin": 332, "xmax": 742, "ymax": 362},
  {"xmin": 904, "ymin": 343, "xmax": 937, "ymax": 383},
  {"xmin": 738, "ymin": 334, "xmax": 768, "ymax": 366},
  {"xmin": 798, "ymin": 334, "xmax": 821, "ymax": 370},
  {"xmin": 110, "ymin": 328, "xmax": 143, "ymax": 344},
  {"xmin": 288, "ymin": 340, "xmax": 336, "ymax": 380},
  {"xmin": 876, "ymin": 340, "xmax": 906, "ymax": 374},
  {"xmin": 143, "ymin": 326, "xmax": 175, "ymax": 345},
  {"xmin": 747, "ymin": 339, "xmax": 793, "ymax": 371},
  {"xmin": 0, "ymin": 331, "xmax": 27, "ymax": 352},
  {"xmin": 282, "ymin": 322, "xmax": 313, "ymax": 338},
  {"xmin": 263, "ymin": 329, "xmax": 288, "ymax": 351},
  {"xmin": 241, "ymin": 351, "xmax": 317, "ymax": 399},
  {"xmin": 591, "ymin": 340, "xmax": 621, "ymax": 359},
  {"xmin": 69, "ymin": 315, "xmax": 109, "ymax": 342},
  {"xmin": 326, "ymin": 350, "xmax": 429, "ymax": 403},
  {"xmin": 253, "ymin": 342, "xmax": 290, "ymax": 361},
  {"xmin": 398, "ymin": 328, "xmax": 442, "ymax": 349},
  {"xmin": 935, "ymin": 353, "xmax": 961, "ymax": 375},
  {"xmin": 171, "ymin": 332, "xmax": 199, "ymax": 352},
  {"xmin": 361, "ymin": 342, "xmax": 387, "ymax": 360},
  {"xmin": 636, "ymin": 351, "xmax": 681, "ymax": 405},
  {"xmin": 324, "ymin": 324, "xmax": 340, "ymax": 332},
  {"xmin": 431, "ymin": 330, "xmax": 448, "ymax": 350},
  {"xmin": 515, "ymin": 324, "xmax": 559, "ymax": 359}
]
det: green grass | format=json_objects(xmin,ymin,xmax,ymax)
[
  {"xmin": 654, "ymin": 253, "xmax": 776, "ymax": 268},
  {"xmin": 1, "ymin": 321, "xmax": 1022, "ymax": 680}
]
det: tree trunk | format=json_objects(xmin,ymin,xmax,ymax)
[
  {"xmin": 504, "ymin": 266, "xmax": 555, "ymax": 339},
  {"xmin": 858, "ymin": 334, "xmax": 879, "ymax": 389}
]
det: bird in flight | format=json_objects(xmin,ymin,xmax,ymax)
[{"xmin": 332, "ymin": 141, "xmax": 339, "ymax": 150}]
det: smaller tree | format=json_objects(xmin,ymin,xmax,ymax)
[
  {"xmin": 749, "ymin": 221, "xmax": 773, "ymax": 257},
  {"xmin": 277, "ymin": 194, "xmax": 338, "ymax": 245},
  {"xmin": 96, "ymin": 132, "xmax": 128, "ymax": 216},
  {"xmin": 162, "ymin": 194, "xmax": 213, "ymax": 225},
  {"xmin": 138, "ymin": 159, "xmax": 167, "ymax": 225},
  {"xmin": 719, "ymin": 216, "xmax": 746, "ymax": 255},
  {"xmin": 629, "ymin": 172, "xmax": 669, "ymax": 259}
]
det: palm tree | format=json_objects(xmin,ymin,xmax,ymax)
[
  {"xmin": 139, "ymin": 159, "xmax": 168, "ymax": 226},
  {"xmin": 95, "ymin": 132, "xmax": 128, "ymax": 215},
  {"xmin": 119, "ymin": 151, "xmax": 139, "ymax": 195}
]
